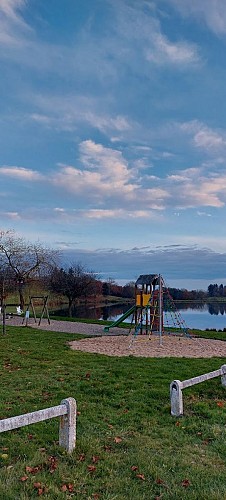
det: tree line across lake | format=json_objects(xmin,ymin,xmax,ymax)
[{"xmin": 0, "ymin": 230, "xmax": 225, "ymax": 317}]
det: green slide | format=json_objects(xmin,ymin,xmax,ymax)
[{"xmin": 104, "ymin": 305, "xmax": 135, "ymax": 332}]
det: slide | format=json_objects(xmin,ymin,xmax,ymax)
[{"xmin": 104, "ymin": 305, "xmax": 135, "ymax": 332}]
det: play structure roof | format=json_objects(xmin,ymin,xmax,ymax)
[{"xmin": 135, "ymin": 274, "xmax": 159, "ymax": 286}]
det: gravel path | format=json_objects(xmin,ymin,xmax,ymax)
[
  {"xmin": 6, "ymin": 316, "xmax": 226, "ymax": 358},
  {"xmin": 6, "ymin": 316, "xmax": 128, "ymax": 336}
]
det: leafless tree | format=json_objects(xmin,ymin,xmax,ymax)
[
  {"xmin": 49, "ymin": 263, "xmax": 97, "ymax": 317},
  {"xmin": 0, "ymin": 230, "xmax": 58, "ymax": 309}
]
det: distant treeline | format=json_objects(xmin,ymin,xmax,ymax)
[
  {"xmin": 104, "ymin": 282, "xmax": 226, "ymax": 301},
  {"xmin": 168, "ymin": 283, "xmax": 226, "ymax": 301}
]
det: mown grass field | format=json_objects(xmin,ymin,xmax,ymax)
[{"xmin": 0, "ymin": 325, "xmax": 226, "ymax": 499}]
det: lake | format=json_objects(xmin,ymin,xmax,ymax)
[{"xmin": 54, "ymin": 301, "xmax": 226, "ymax": 331}]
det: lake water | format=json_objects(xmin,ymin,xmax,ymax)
[{"xmin": 54, "ymin": 301, "xmax": 226, "ymax": 331}]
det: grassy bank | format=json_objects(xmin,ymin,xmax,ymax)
[{"xmin": 0, "ymin": 326, "xmax": 226, "ymax": 499}]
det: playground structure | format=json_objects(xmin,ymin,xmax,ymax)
[{"xmin": 104, "ymin": 274, "xmax": 190, "ymax": 343}]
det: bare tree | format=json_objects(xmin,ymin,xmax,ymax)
[
  {"xmin": 49, "ymin": 263, "xmax": 97, "ymax": 317},
  {"xmin": 0, "ymin": 230, "xmax": 58, "ymax": 309},
  {"xmin": 0, "ymin": 261, "xmax": 15, "ymax": 307}
]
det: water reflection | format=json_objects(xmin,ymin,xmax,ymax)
[
  {"xmin": 208, "ymin": 303, "xmax": 226, "ymax": 315},
  {"xmin": 52, "ymin": 301, "xmax": 226, "ymax": 331},
  {"xmin": 165, "ymin": 301, "xmax": 226, "ymax": 315},
  {"xmin": 53, "ymin": 301, "xmax": 226, "ymax": 319},
  {"xmin": 53, "ymin": 302, "xmax": 131, "ymax": 321}
]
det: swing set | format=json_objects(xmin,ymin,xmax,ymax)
[{"xmin": 22, "ymin": 295, "xmax": 50, "ymax": 326}]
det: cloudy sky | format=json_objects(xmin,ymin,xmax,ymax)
[{"xmin": 1, "ymin": 0, "xmax": 226, "ymax": 288}]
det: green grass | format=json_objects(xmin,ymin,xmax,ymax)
[{"xmin": 1, "ymin": 326, "xmax": 226, "ymax": 499}]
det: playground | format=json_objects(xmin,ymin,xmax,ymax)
[
  {"xmin": 4, "ymin": 272, "xmax": 226, "ymax": 360},
  {"xmin": 6, "ymin": 315, "xmax": 226, "ymax": 358}
]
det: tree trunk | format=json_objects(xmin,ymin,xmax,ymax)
[
  {"xmin": 68, "ymin": 298, "xmax": 73, "ymax": 317},
  {"xmin": 2, "ymin": 303, "xmax": 6, "ymax": 335},
  {"xmin": 18, "ymin": 284, "xmax": 25, "ymax": 310}
]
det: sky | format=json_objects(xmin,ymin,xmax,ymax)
[{"xmin": 1, "ymin": 0, "xmax": 226, "ymax": 289}]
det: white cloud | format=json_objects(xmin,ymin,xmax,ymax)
[
  {"xmin": 197, "ymin": 211, "xmax": 212, "ymax": 217},
  {"xmin": 165, "ymin": 0, "xmax": 226, "ymax": 35},
  {"xmin": 82, "ymin": 209, "xmax": 154, "ymax": 219},
  {"xmin": 0, "ymin": 166, "xmax": 43, "ymax": 181},
  {"xmin": 180, "ymin": 120, "xmax": 226, "ymax": 152},
  {"xmin": 29, "ymin": 94, "xmax": 132, "ymax": 137},
  {"xmin": 0, "ymin": 0, "xmax": 26, "ymax": 24},
  {"xmin": 0, "ymin": 0, "xmax": 30, "ymax": 46},
  {"xmin": 53, "ymin": 141, "xmax": 138, "ymax": 202},
  {"xmin": 2, "ymin": 139, "xmax": 226, "ymax": 217},
  {"xmin": 2, "ymin": 211, "xmax": 21, "ymax": 220},
  {"xmin": 147, "ymin": 33, "xmax": 199, "ymax": 65},
  {"xmin": 167, "ymin": 167, "xmax": 226, "ymax": 208}
]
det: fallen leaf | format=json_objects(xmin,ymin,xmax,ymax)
[
  {"xmin": 78, "ymin": 453, "xmax": 85, "ymax": 461},
  {"xmin": 20, "ymin": 476, "xmax": 28, "ymax": 482},
  {"xmin": 47, "ymin": 455, "xmax": 58, "ymax": 473},
  {"xmin": 92, "ymin": 494, "xmax": 100, "ymax": 499},
  {"xmin": 34, "ymin": 483, "xmax": 42, "ymax": 489},
  {"xmin": 61, "ymin": 483, "xmax": 74, "ymax": 492},
  {"xmin": 103, "ymin": 445, "xmax": 112, "ymax": 452},
  {"xmin": 156, "ymin": 478, "xmax": 164, "ymax": 485},
  {"xmin": 26, "ymin": 466, "xmax": 34, "ymax": 473},
  {"xmin": 217, "ymin": 401, "xmax": 224, "ymax": 407},
  {"xmin": 42, "ymin": 392, "xmax": 52, "ymax": 400},
  {"xmin": 87, "ymin": 465, "xmax": 96, "ymax": 473},
  {"xmin": 85, "ymin": 372, "xmax": 91, "ymax": 379},
  {"xmin": 181, "ymin": 479, "xmax": 191, "ymax": 488},
  {"xmin": 92, "ymin": 455, "xmax": 100, "ymax": 463},
  {"xmin": 26, "ymin": 465, "xmax": 42, "ymax": 474},
  {"xmin": 27, "ymin": 434, "xmax": 33, "ymax": 440},
  {"xmin": 131, "ymin": 466, "xmax": 138, "ymax": 471},
  {"xmin": 136, "ymin": 474, "xmax": 145, "ymax": 481},
  {"xmin": 34, "ymin": 485, "xmax": 48, "ymax": 496},
  {"xmin": 175, "ymin": 421, "xmax": 181, "ymax": 427},
  {"xmin": 114, "ymin": 436, "xmax": 122, "ymax": 444}
]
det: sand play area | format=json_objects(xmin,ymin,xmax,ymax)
[{"xmin": 69, "ymin": 334, "xmax": 226, "ymax": 358}]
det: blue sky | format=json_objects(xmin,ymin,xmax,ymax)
[{"xmin": 1, "ymin": 0, "xmax": 226, "ymax": 289}]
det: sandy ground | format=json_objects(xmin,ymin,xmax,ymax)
[
  {"xmin": 69, "ymin": 335, "xmax": 226, "ymax": 358},
  {"xmin": 6, "ymin": 316, "xmax": 226, "ymax": 358}
]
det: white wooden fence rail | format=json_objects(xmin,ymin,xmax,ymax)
[
  {"xmin": 170, "ymin": 364, "xmax": 226, "ymax": 417},
  {"xmin": 0, "ymin": 397, "xmax": 76, "ymax": 453}
]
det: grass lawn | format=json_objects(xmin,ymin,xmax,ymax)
[{"xmin": 0, "ymin": 326, "xmax": 226, "ymax": 499}]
